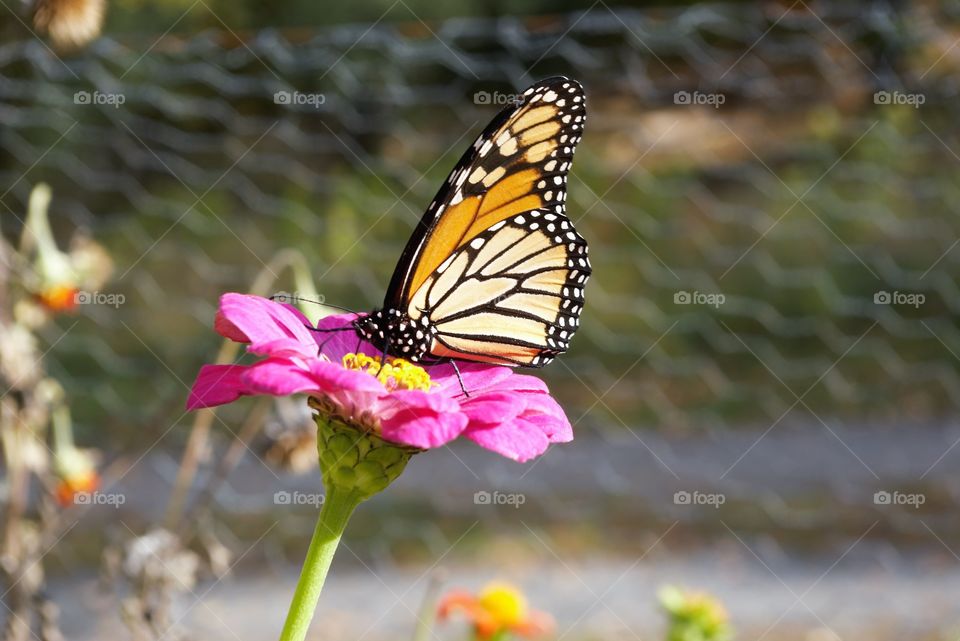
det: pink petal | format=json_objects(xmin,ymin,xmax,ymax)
[
  {"xmin": 517, "ymin": 392, "xmax": 574, "ymax": 443},
  {"xmin": 215, "ymin": 294, "xmax": 317, "ymax": 357},
  {"xmin": 241, "ymin": 358, "xmax": 327, "ymax": 397},
  {"xmin": 430, "ymin": 361, "xmax": 516, "ymax": 396},
  {"xmin": 187, "ymin": 364, "xmax": 251, "ymax": 409},
  {"xmin": 521, "ymin": 405, "xmax": 574, "ymax": 443},
  {"xmin": 378, "ymin": 390, "xmax": 468, "ymax": 449},
  {"xmin": 464, "ymin": 417, "xmax": 552, "ymax": 463},
  {"xmin": 459, "ymin": 391, "xmax": 525, "ymax": 425}
]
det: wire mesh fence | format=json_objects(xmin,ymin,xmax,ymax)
[
  {"xmin": 3, "ymin": 2, "xmax": 959, "ymax": 440},
  {"xmin": 4, "ymin": 2, "xmax": 960, "ymax": 639}
]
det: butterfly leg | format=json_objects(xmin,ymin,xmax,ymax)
[
  {"xmin": 449, "ymin": 360, "xmax": 470, "ymax": 398},
  {"xmin": 303, "ymin": 324, "xmax": 354, "ymax": 357}
]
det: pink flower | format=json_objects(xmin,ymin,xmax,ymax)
[{"xmin": 187, "ymin": 294, "xmax": 573, "ymax": 462}]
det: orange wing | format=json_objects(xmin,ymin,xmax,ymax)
[{"xmin": 384, "ymin": 76, "xmax": 586, "ymax": 310}]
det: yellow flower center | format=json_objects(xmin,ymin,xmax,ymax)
[
  {"xmin": 478, "ymin": 582, "xmax": 528, "ymax": 627},
  {"xmin": 342, "ymin": 352, "xmax": 434, "ymax": 392}
]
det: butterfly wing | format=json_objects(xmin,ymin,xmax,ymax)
[
  {"xmin": 410, "ymin": 208, "xmax": 590, "ymax": 367},
  {"xmin": 382, "ymin": 76, "xmax": 589, "ymax": 367}
]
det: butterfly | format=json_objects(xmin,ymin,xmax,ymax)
[{"xmin": 354, "ymin": 76, "xmax": 590, "ymax": 369}]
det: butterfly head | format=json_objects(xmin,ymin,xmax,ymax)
[{"xmin": 353, "ymin": 309, "xmax": 436, "ymax": 362}]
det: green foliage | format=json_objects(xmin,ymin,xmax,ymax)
[{"xmin": 659, "ymin": 585, "xmax": 733, "ymax": 641}]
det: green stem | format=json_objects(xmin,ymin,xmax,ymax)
[{"xmin": 278, "ymin": 484, "xmax": 364, "ymax": 641}]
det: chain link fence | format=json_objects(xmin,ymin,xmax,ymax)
[
  {"xmin": 3, "ymin": 3, "xmax": 960, "ymax": 636},
  {"xmin": 4, "ymin": 2, "xmax": 959, "ymax": 437}
]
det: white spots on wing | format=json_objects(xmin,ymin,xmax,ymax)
[
  {"xmin": 470, "ymin": 236, "xmax": 485, "ymax": 250},
  {"xmin": 482, "ymin": 166, "xmax": 506, "ymax": 187},
  {"xmin": 468, "ymin": 167, "xmax": 487, "ymax": 184}
]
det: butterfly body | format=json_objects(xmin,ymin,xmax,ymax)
[
  {"xmin": 354, "ymin": 309, "xmax": 436, "ymax": 363},
  {"xmin": 360, "ymin": 76, "xmax": 591, "ymax": 369}
]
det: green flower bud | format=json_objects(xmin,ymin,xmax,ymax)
[{"xmin": 312, "ymin": 407, "xmax": 419, "ymax": 500}]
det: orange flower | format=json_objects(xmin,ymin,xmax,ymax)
[
  {"xmin": 438, "ymin": 582, "xmax": 554, "ymax": 640},
  {"xmin": 37, "ymin": 284, "xmax": 79, "ymax": 313},
  {"xmin": 54, "ymin": 467, "xmax": 100, "ymax": 507},
  {"xmin": 53, "ymin": 444, "xmax": 100, "ymax": 507}
]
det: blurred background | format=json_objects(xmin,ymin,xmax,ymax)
[{"xmin": 2, "ymin": 0, "xmax": 960, "ymax": 639}]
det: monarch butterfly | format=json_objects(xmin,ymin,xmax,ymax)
[{"xmin": 354, "ymin": 76, "xmax": 590, "ymax": 368}]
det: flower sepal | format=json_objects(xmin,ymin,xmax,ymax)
[{"xmin": 311, "ymin": 397, "xmax": 421, "ymax": 500}]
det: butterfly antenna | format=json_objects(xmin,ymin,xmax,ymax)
[
  {"xmin": 269, "ymin": 294, "xmax": 359, "ymax": 315},
  {"xmin": 305, "ymin": 325, "xmax": 355, "ymax": 334}
]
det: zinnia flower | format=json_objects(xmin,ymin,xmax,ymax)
[
  {"xmin": 53, "ymin": 447, "xmax": 100, "ymax": 507},
  {"xmin": 437, "ymin": 582, "xmax": 554, "ymax": 639},
  {"xmin": 187, "ymin": 293, "xmax": 576, "ymax": 641},
  {"xmin": 187, "ymin": 293, "xmax": 573, "ymax": 463}
]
